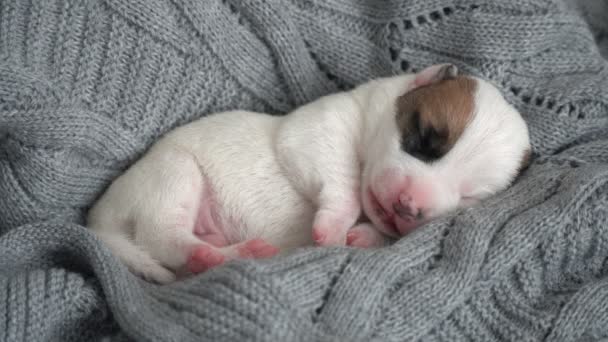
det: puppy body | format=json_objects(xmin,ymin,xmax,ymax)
[
  {"xmin": 88, "ymin": 112, "xmax": 305, "ymax": 281},
  {"xmin": 87, "ymin": 65, "xmax": 531, "ymax": 283}
]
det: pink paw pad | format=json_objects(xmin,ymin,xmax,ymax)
[
  {"xmin": 312, "ymin": 228, "xmax": 326, "ymax": 244},
  {"xmin": 313, "ymin": 225, "xmax": 342, "ymax": 246},
  {"xmin": 312, "ymin": 225, "xmax": 348, "ymax": 246},
  {"xmin": 312, "ymin": 211, "xmax": 353, "ymax": 246},
  {"xmin": 187, "ymin": 245, "xmax": 226, "ymax": 274},
  {"xmin": 236, "ymin": 239, "xmax": 279, "ymax": 259}
]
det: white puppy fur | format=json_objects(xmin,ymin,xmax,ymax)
[{"xmin": 87, "ymin": 64, "xmax": 531, "ymax": 283}]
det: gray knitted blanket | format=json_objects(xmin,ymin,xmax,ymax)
[{"xmin": 1, "ymin": 0, "xmax": 608, "ymax": 341}]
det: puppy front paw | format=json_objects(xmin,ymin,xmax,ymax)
[
  {"xmin": 311, "ymin": 204, "xmax": 361, "ymax": 246},
  {"xmin": 312, "ymin": 225, "xmax": 348, "ymax": 246},
  {"xmin": 346, "ymin": 223, "xmax": 388, "ymax": 248}
]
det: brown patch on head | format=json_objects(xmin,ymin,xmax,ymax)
[{"xmin": 396, "ymin": 76, "xmax": 477, "ymax": 162}]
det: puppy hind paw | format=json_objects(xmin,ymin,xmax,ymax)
[
  {"xmin": 236, "ymin": 239, "xmax": 279, "ymax": 258},
  {"xmin": 187, "ymin": 245, "xmax": 226, "ymax": 274}
]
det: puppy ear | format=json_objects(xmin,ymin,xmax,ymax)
[{"xmin": 413, "ymin": 63, "xmax": 458, "ymax": 88}]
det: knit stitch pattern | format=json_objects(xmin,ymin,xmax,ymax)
[{"xmin": 1, "ymin": 0, "xmax": 608, "ymax": 341}]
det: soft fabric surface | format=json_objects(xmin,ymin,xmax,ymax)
[{"xmin": 1, "ymin": 0, "xmax": 608, "ymax": 341}]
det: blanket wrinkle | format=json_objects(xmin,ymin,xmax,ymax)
[{"xmin": 2, "ymin": 0, "xmax": 608, "ymax": 341}]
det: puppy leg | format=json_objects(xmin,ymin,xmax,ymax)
[
  {"xmin": 93, "ymin": 230, "xmax": 177, "ymax": 284},
  {"xmin": 346, "ymin": 223, "xmax": 389, "ymax": 248},
  {"xmin": 274, "ymin": 91, "xmax": 363, "ymax": 247},
  {"xmin": 312, "ymin": 188, "xmax": 361, "ymax": 246},
  {"xmin": 124, "ymin": 143, "xmax": 210, "ymax": 271}
]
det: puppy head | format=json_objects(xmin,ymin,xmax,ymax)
[{"xmin": 361, "ymin": 64, "xmax": 531, "ymax": 237}]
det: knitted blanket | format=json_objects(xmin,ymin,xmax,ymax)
[{"xmin": 1, "ymin": 0, "xmax": 608, "ymax": 341}]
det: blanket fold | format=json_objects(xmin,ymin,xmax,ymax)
[{"xmin": 1, "ymin": 0, "xmax": 608, "ymax": 341}]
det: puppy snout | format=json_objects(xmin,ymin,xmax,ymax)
[{"xmin": 393, "ymin": 194, "xmax": 423, "ymax": 220}]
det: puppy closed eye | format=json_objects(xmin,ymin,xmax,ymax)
[{"xmin": 400, "ymin": 111, "xmax": 449, "ymax": 162}]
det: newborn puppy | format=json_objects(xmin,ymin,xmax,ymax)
[{"xmin": 87, "ymin": 64, "xmax": 531, "ymax": 283}]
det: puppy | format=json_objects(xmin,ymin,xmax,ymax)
[{"xmin": 87, "ymin": 64, "xmax": 531, "ymax": 283}]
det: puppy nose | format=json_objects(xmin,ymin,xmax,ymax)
[{"xmin": 393, "ymin": 194, "xmax": 424, "ymax": 220}]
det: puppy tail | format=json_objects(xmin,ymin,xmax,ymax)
[{"xmin": 93, "ymin": 230, "xmax": 176, "ymax": 284}]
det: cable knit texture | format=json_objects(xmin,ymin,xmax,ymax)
[{"xmin": 1, "ymin": 0, "xmax": 608, "ymax": 341}]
